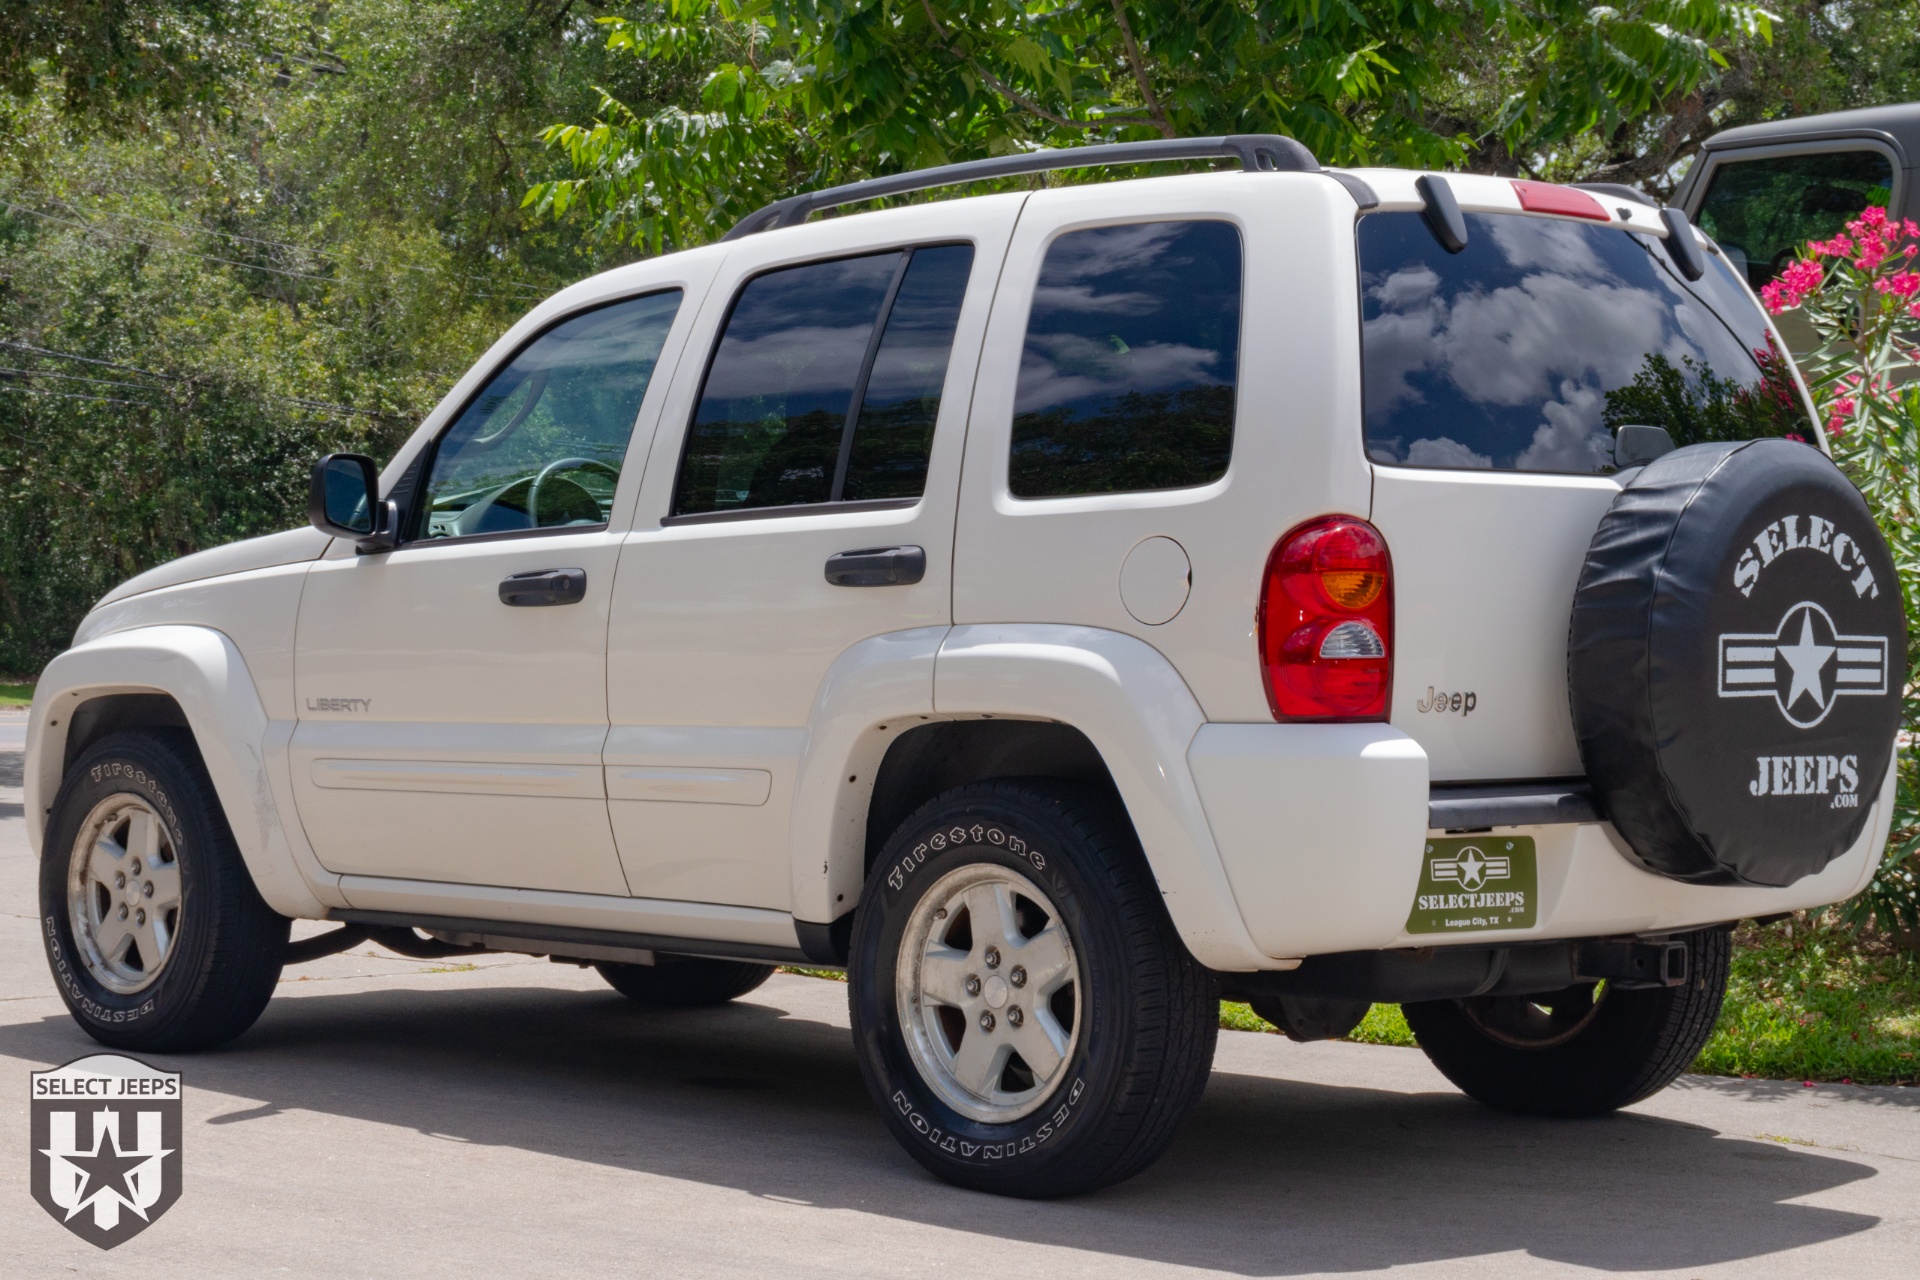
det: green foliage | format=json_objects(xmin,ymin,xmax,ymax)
[
  {"xmin": 1695, "ymin": 916, "xmax": 1920, "ymax": 1084},
  {"xmin": 1761, "ymin": 209, "xmax": 1920, "ymax": 937},
  {"xmin": 0, "ymin": 1, "xmax": 667, "ymax": 671},
  {"xmin": 529, "ymin": 0, "xmax": 1776, "ymax": 250},
  {"xmin": 0, "ymin": 1, "xmax": 257, "ymax": 122}
]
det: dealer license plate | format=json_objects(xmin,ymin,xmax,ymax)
[{"xmin": 1405, "ymin": 836, "xmax": 1538, "ymax": 935}]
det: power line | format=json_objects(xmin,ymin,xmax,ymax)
[
  {"xmin": 0, "ymin": 383, "xmax": 156, "ymax": 408},
  {"xmin": 0, "ymin": 339, "xmax": 408, "ymax": 422},
  {"xmin": 2, "ymin": 197, "xmax": 550, "ymax": 300},
  {"xmin": 0, "ymin": 366, "xmax": 166, "ymax": 393},
  {"xmin": 0, "ymin": 199, "xmax": 338, "ymax": 284}
]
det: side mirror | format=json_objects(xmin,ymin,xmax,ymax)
[
  {"xmin": 309, "ymin": 453, "xmax": 398, "ymax": 553},
  {"xmin": 1614, "ymin": 424, "xmax": 1676, "ymax": 469}
]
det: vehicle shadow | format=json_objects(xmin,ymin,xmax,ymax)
[{"xmin": 0, "ymin": 984, "xmax": 1878, "ymax": 1276}]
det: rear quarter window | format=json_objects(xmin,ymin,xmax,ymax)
[
  {"xmin": 1009, "ymin": 220, "xmax": 1241, "ymax": 498},
  {"xmin": 1359, "ymin": 210, "xmax": 1809, "ymax": 475}
]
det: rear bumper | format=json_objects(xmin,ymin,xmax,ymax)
[{"xmin": 1187, "ymin": 723, "xmax": 1892, "ymax": 965}]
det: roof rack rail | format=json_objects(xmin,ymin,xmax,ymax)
[{"xmin": 722, "ymin": 134, "xmax": 1319, "ymax": 240}]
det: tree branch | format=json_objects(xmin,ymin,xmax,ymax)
[
  {"xmin": 1108, "ymin": 0, "xmax": 1173, "ymax": 138},
  {"xmin": 918, "ymin": 0, "xmax": 1092, "ymax": 132}
]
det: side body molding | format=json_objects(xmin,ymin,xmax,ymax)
[
  {"xmin": 933, "ymin": 624, "xmax": 1272, "ymax": 971},
  {"xmin": 27, "ymin": 625, "xmax": 332, "ymax": 918}
]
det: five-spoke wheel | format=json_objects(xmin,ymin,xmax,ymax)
[
  {"xmin": 67, "ymin": 795, "xmax": 184, "ymax": 994},
  {"xmin": 897, "ymin": 864, "xmax": 1080, "ymax": 1124}
]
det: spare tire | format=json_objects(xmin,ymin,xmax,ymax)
[{"xmin": 1569, "ymin": 439, "xmax": 1904, "ymax": 886}]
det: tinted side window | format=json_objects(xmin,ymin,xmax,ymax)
[
  {"xmin": 1696, "ymin": 150, "xmax": 1896, "ymax": 288},
  {"xmin": 674, "ymin": 245, "xmax": 974, "ymax": 516},
  {"xmin": 1009, "ymin": 221, "xmax": 1241, "ymax": 498},
  {"xmin": 1359, "ymin": 211, "xmax": 1808, "ymax": 475},
  {"xmin": 421, "ymin": 290, "xmax": 681, "ymax": 539}
]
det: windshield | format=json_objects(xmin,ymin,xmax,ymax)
[{"xmin": 1359, "ymin": 210, "xmax": 1810, "ymax": 475}]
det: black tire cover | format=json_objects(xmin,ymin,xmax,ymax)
[{"xmin": 1569, "ymin": 439, "xmax": 1905, "ymax": 886}]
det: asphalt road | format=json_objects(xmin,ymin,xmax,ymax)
[{"xmin": 3, "ymin": 713, "xmax": 1918, "ymax": 1277}]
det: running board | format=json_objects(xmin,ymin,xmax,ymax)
[
  {"xmin": 328, "ymin": 909, "xmax": 811, "ymax": 967},
  {"xmin": 1428, "ymin": 780, "xmax": 1598, "ymax": 831}
]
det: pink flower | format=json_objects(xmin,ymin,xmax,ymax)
[
  {"xmin": 1876, "ymin": 270, "xmax": 1920, "ymax": 301},
  {"xmin": 1761, "ymin": 258, "xmax": 1826, "ymax": 312},
  {"xmin": 1810, "ymin": 234, "xmax": 1854, "ymax": 258}
]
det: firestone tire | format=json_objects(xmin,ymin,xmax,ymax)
[
  {"xmin": 1401, "ymin": 927, "xmax": 1730, "ymax": 1118},
  {"xmin": 594, "ymin": 957, "xmax": 774, "ymax": 1007},
  {"xmin": 40, "ymin": 729, "xmax": 289, "ymax": 1052},
  {"xmin": 849, "ymin": 780, "xmax": 1218, "ymax": 1198}
]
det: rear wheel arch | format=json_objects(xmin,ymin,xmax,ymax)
[{"xmin": 865, "ymin": 720, "xmax": 1118, "ymax": 881}]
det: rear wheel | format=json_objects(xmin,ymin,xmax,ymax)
[
  {"xmin": 1402, "ymin": 927, "xmax": 1730, "ymax": 1117},
  {"xmin": 41, "ymin": 729, "xmax": 289, "ymax": 1052},
  {"xmin": 594, "ymin": 956, "xmax": 774, "ymax": 1007},
  {"xmin": 849, "ymin": 780, "xmax": 1217, "ymax": 1198}
]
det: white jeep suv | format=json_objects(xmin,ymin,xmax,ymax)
[{"xmin": 27, "ymin": 136, "xmax": 1905, "ymax": 1198}]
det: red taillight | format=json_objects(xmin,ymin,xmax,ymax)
[{"xmin": 1259, "ymin": 516, "xmax": 1393, "ymax": 721}]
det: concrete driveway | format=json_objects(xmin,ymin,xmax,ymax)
[{"xmin": 2, "ymin": 715, "xmax": 1917, "ymax": 1277}]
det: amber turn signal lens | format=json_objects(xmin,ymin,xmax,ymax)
[{"xmin": 1319, "ymin": 570, "xmax": 1384, "ymax": 610}]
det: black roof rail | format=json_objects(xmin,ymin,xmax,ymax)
[{"xmin": 722, "ymin": 134, "xmax": 1320, "ymax": 240}]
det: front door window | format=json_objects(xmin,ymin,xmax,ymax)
[{"xmin": 419, "ymin": 290, "xmax": 681, "ymax": 539}]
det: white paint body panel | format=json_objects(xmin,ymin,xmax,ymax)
[
  {"xmin": 604, "ymin": 198, "xmax": 1020, "ymax": 909},
  {"xmin": 28, "ymin": 626, "xmax": 330, "ymax": 919},
  {"xmin": 933, "ymin": 624, "xmax": 1272, "ymax": 971},
  {"xmin": 954, "ymin": 173, "xmax": 1373, "ymax": 723},
  {"xmin": 1373, "ymin": 467, "xmax": 1623, "ymax": 780}
]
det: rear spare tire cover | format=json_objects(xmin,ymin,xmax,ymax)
[{"xmin": 1569, "ymin": 439, "xmax": 1904, "ymax": 886}]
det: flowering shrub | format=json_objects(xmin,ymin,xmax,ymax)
[{"xmin": 1762, "ymin": 205, "xmax": 1920, "ymax": 936}]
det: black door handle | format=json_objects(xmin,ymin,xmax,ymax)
[
  {"xmin": 824, "ymin": 545, "xmax": 926, "ymax": 587},
  {"xmin": 499, "ymin": 568, "xmax": 587, "ymax": 606}
]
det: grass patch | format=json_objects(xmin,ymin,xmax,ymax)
[
  {"xmin": 1220, "ymin": 1000, "xmax": 1416, "ymax": 1046},
  {"xmin": 1694, "ymin": 916, "xmax": 1920, "ymax": 1086},
  {"xmin": 778, "ymin": 966, "xmax": 847, "ymax": 982},
  {"xmin": 0, "ymin": 682, "xmax": 32, "ymax": 707}
]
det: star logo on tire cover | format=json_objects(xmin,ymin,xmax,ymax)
[{"xmin": 1717, "ymin": 601, "xmax": 1887, "ymax": 729}]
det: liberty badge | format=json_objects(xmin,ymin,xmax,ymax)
[{"xmin": 30, "ymin": 1054, "xmax": 182, "ymax": 1248}]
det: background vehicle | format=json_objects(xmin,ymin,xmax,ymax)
[
  {"xmin": 27, "ymin": 136, "xmax": 1904, "ymax": 1198},
  {"xmin": 1674, "ymin": 101, "xmax": 1919, "ymax": 360}
]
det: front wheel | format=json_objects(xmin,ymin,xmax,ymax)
[
  {"xmin": 849, "ymin": 780, "xmax": 1217, "ymax": 1198},
  {"xmin": 40, "ymin": 729, "xmax": 289, "ymax": 1052},
  {"xmin": 1402, "ymin": 927, "xmax": 1730, "ymax": 1117}
]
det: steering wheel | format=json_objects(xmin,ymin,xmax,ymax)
[{"xmin": 528, "ymin": 457, "xmax": 621, "ymax": 528}]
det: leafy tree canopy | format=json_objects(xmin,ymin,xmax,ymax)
[
  {"xmin": 527, "ymin": 0, "xmax": 1776, "ymax": 251},
  {"xmin": 0, "ymin": 1, "xmax": 259, "ymax": 122}
]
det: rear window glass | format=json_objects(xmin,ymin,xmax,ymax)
[
  {"xmin": 1010, "ymin": 220, "xmax": 1241, "ymax": 498},
  {"xmin": 1696, "ymin": 150, "xmax": 1896, "ymax": 288},
  {"xmin": 1359, "ymin": 211, "xmax": 1808, "ymax": 475}
]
